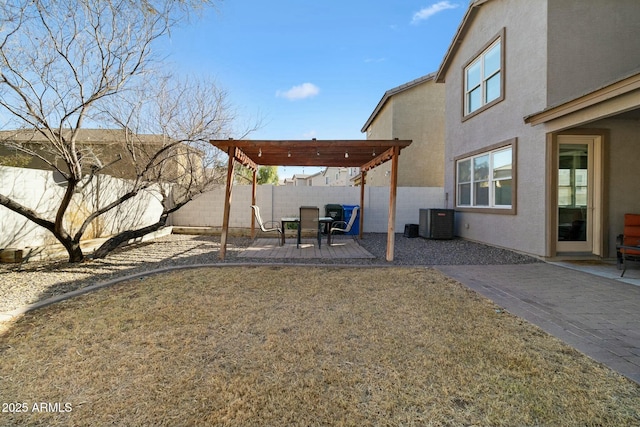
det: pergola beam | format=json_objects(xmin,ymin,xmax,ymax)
[
  {"xmin": 233, "ymin": 147, "xmax": 258, "ymax": 171},
  {"xmin": 212, "ymin": 139, "xmax": 410, "ymax": 169},
  {"xmin": 360, "ymin": 146, "xmax": 395, "ymax": 172}
]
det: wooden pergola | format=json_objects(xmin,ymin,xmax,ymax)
[{"xmin": 210, "ymin": 139, "xmax": 412, "ymax": 261}]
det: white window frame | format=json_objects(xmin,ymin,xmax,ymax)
[
  {"xmin": 455, "ymin": 139, "xmax": 516, "ymax": 214},
  {"xmin": 463, "ymin": 29, "xmax": 505, "ymax": 119}
]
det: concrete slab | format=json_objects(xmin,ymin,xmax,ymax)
[{"xmin": 238, "ymin": 238, "xmax": 375, "ymax": 260}]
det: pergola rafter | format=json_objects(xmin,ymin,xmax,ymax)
[{"xmin": 210, "ymin": 139, "xmax": 412, "ymax": 261}]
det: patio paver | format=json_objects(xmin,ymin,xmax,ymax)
[
  {"xmin": 238, "ymin": 238, "xmax": 375, "ymax": 259},
  {"xmin": 436, "ymin": 263, "xmax": 640, "ymax": 385}
]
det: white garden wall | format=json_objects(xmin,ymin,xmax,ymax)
[
  {"xmin": 170, "ymin": 185, "xmax": 446, "ymax": 233},
  {"xmin": 0, "ymin": 166, "xmax": 164, "ymax": 249}
]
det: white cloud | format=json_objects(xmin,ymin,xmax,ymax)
[
  {"xmin": 411, "ymin": 1, "xmax": 459, "ymax": 25},
  {"xmin": 276, "ymin": 83, "xmax": 320, "ymax": 100}
]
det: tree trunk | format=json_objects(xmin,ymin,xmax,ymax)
[
  {"xmin": 65, "ymin": 241, "xmax": 85, "ymax": 263},
  {"xmin": 53, "ymin": 232, "xmax": 86, "ymax": 263}
]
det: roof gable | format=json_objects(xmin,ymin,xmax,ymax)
[
  {"xmin": 361, "ymin": 73, "xmax": 436, "ymax": 132},
  {"xmin": 435, "ymin": 0, "xmax": 494, "ymax": 83}
]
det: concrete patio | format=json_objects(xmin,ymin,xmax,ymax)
[{"xmin": 237, "ymin": 237, "xmax": 375, "ymax": 260}]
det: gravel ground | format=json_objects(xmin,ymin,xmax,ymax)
[{"xmin": 0, "ymin": 233, "xmax": 540, "ymax": 315}]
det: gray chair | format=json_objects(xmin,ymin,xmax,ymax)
[
  {"xmin": 328, "ymin": 206, "xmax": 358, "ymax": 245},
  {"xmin": 251, "ymin": 205, "xmax": 282, "ymax": 244},
  {"xmin": 297, "ymin": 206, "xmax": 321, "ymax": 248}
]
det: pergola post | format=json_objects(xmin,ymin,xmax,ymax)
[
  {"xmin": 219, "ymin": 147, "xmax": 236, "ymax": 260},
  {"xmin": 386, "ymin": 146, "xmax": 400, "ymax": 262},
  {"xmin": 359, "ymin": 170, "xmax": 366, "ymax": 240},
  {"xmin": 250, "ymin": 169, "xmax": 257, "ymax": 239}
]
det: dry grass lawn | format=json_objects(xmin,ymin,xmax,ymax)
[{"xmin": 1, "ymin": 266, "xmax": 639, "ymax": 426}]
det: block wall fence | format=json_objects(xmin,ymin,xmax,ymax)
[
  {"xmin": 1, "ymin": 163, "xmax": 446, "ymax": 250},
  {"xmin": 169, "ymin": 185, "xmax": 446, "ymax": 233}
]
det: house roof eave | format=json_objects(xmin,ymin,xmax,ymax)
[{"xmin": 524, "ymin": 70, "xmax": 640, "ymax": 126}]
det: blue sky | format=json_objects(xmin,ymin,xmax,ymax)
[{"xmin": 164, "ymin": 1, "xmax": 467, "ymax": 178}]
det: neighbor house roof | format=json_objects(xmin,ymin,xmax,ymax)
[
  {"xmin": 0, "ymin": 128, "xmax": 164, "ymax": 145},
  {"xmin": 361, "ymin": 73, "xmax": 436, "ymax": 132},
  {"xmin": 435, "ymin": 0, "xmax": 494, "ymax": 83}
]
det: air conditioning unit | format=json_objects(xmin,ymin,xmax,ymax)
[{"xmin": 419, "ymin": 209, "xmax": 455, "ymax": 239}]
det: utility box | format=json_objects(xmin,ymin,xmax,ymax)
[
  {"xmin": 403, "ymin": 224, "xmax": 419, "ymax": 238},
  {"xmin": 419, "ymin": 209, "xmax": 455, "ymax": 239}
]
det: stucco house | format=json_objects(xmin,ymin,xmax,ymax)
[
  {"xmin": 282, "ymin": 174, "xmax": 311, "ymax": 186},
  {"xmin": 283, "ymin": 167, "xmax": 358, "ymax": 187},
  {"xmin": 435, "ymin": 0, "xmax": 640, "ymax": 259},
  {"xmin": 361, "ymin": 73, "xmax": 445, "ymax": 188},
  {"xmin": 311, "ymin": 167, "xmax": 359, "ymax": 187}
]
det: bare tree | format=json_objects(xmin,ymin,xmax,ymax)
[
  {"xmin": 0, "ymin": 0, "xmax": 246, "ymax": 263},
  {"xmin": 90, "ymin": 76, "xmax": 257, "ymax": 259}
]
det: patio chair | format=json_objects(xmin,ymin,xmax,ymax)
[
  {"xmin": 298, "ymin": 206, "xmax": 321, "ymax": 249},
  {"xmin": 251, "ymin": 205, "xmax": 282, "ymax": 244},
  {"xmin": 328, "ymin": 206, "xmax": 359, "ymax": 245},
  {"xmin": 616, "ymin": 213, "xmax": 640, "ymax": 276}
]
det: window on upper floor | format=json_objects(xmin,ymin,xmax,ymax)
[
  {"xmin": 463, "ymin": 29, "xmax": 504, "ymax": 118},
  {"xmin": 455, "ymin": 139, "xmax": 516, "ymax": 213}
]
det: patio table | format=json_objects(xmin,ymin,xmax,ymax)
[{"xmin": 281, "ymin": 217, "xmax": 333, "ymax": 245}]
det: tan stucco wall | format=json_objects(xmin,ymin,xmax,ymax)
[
  {"xmin": 365, "ymin": 101, "xmax": 394, "ymax": 187},
  {"xmin": 365, "ymin": 79, "xmax": 445, "ymax": 188},
  {"xmin": 442, "ymin": 0, "xmax": 549, "ymax": 257},
  {"xmin": 547, "ymin": 0, "xmax": 640, "ymax": 106}
]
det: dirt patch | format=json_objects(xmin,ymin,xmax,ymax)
[{"xmin": 1, "ymin": 266, "xmax": 639, "ymax": 426}]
